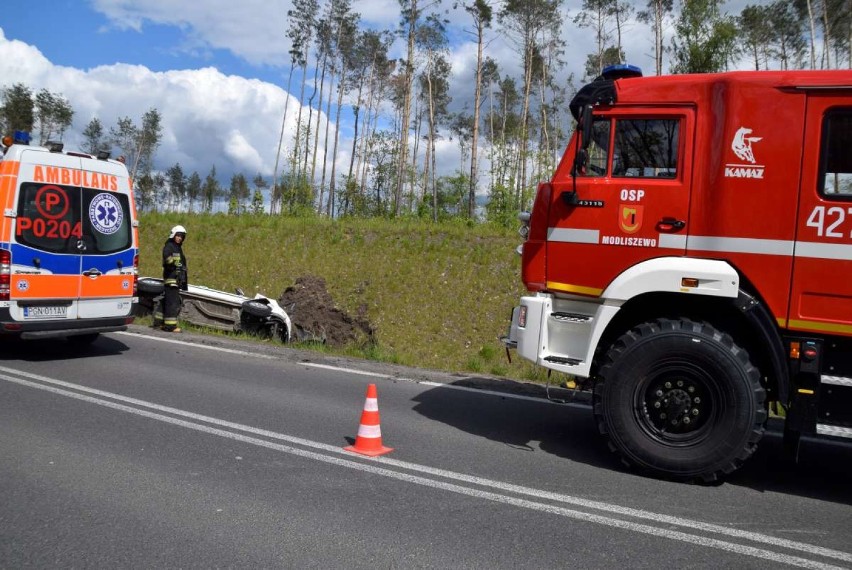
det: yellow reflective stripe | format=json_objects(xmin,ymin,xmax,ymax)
[
  {"xmin": 546, "ymin": 281, "xmax": 603, "ymax": 297},
  {"xmin": 788, "ymin": 319, "xmax": 852, "ymax": 335}
]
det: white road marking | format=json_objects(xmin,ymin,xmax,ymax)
[
  {"xmin": 117, "ymin": 331, "xmax": 586, "ymax": 407},
  {"xmin": 1, "ymin": 365, "xmax": 849, "ymax": 569}
]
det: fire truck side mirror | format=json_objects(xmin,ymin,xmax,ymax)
[
  {"xmin": 572, "ymin": 105, "xmax": 594, "ymax": 177},
  {"xmin": 580, "ymin": 105, "xmax": 593, "ymax": 150}
]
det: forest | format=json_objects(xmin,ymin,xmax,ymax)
[{"xmin": 1, "ymin": 0, "xmax": 850, "ymax": 225}]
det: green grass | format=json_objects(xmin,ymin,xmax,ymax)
[{"xmin": 138, "ymin": 212, "xmax": 550, "ymax": 381}]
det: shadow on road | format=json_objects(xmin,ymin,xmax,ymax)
[
  {"xmin": 411, "ymin": 377, "xmax": 624, "ymax": 472},
  {"xmin": 412, "ymin": 378, "xmax": 852, "ymax": 504},
  {"xmin": 0, "ymin": 335, "xmax": 130, "ymax": 362},
  {"xmin": 727, "ymin": 432, "xmax": 852, "ymax": 504}
]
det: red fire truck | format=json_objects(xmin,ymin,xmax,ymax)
[{"xmin": 503, "ymin": 65, "xmax": 852, "ymax": 482}]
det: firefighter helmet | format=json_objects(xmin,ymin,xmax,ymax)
[{"xmin": 169, "ymin": 225, "xmax": 187, "ymax": 239}]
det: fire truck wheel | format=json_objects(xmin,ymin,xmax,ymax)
[{"xmin": 594, "ymin": 318, "xmax": 766, "ymax": 483}]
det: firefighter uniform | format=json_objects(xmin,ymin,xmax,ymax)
[{"xmin": 162, "ymin": 225, "xmax": 188, "ymax": 332}]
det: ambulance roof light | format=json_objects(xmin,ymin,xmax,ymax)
[
  {"xmin": 46, "ymin": 141, "xmax": 64, "ymax": 153},
  {"xmin": 13, "ymin": 131, "xmax": 30, "ymax": 145},
  {"xmin": 96, "ymin": 149, "xmax": 111, "ymax": 160}
]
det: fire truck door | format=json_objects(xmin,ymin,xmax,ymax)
[
  {"xmin": 546, "ymin": 110, "xmax": 693, "ymax": 295},
  {"xmin": 789, "ymin": 97, "xmax": 852, "ymax": 335}
]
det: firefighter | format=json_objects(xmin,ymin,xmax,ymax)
[{"xmin": 162, "ymin": 225, "xmax": 188, "ymax": 332}]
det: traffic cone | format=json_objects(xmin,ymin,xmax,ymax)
[{"xmin": 344, "ymin": 383, "xmax": 393, "ymax": 456}]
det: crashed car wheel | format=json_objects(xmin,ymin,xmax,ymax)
[
  {"xmin": 241, "ymin": 299, "xmax": 273, "ymax": 318},
  {"xmin": 138, "ymin": 277, "xmax": 164, "ymax": 296},
  {"xmin": 269, "ymin": 319, "xmax": 290, "ymax": 343}
]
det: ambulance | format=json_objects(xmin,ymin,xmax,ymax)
[
  {"xmin": 0, "ymin": 131, "xmax": 138, "ymax": 344},
  {"xmin": 503, "ymin": 66, "xmax": 852, "ymax": 482}
]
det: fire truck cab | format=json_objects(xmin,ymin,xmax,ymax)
[
  {"xmin": 0, "ymin": 132, "xmax": 139, "ymax": 345},
  {"xmin": 505, "ymin": 66, "xmax": 852, "ymax": 482}
]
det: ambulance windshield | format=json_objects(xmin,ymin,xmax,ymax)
[{"xmin": 15, "ymin": 182, "xmax": 133, "ymax": 255}]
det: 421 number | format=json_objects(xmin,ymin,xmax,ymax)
[{"xmin": 806, "ymin": 206, "xmax": 852, "ymax": 239}]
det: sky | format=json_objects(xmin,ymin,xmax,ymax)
[{"xmin": 0, "ymin": 0, "xmax": 758, "ymax": 195}]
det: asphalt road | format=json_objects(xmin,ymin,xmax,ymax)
[{"xmin": 1, "ymin": 326, "xmax": 851, "ymax": 569}]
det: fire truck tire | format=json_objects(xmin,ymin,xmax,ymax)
[{"xmin": 594, "ymin": 318, "xmax": 766, "ymax": 483}]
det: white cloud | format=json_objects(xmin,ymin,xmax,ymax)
[
  {"xmin": 0, "ymin": 0, "xmax": 774, "ymax": 204},
  {"xmin": 0, "ymin": 28, "xmax": 330, "ymax": 184},
  {"xmin": 91, "ymin": 0, "xmax": 291, "ymax": 66}
]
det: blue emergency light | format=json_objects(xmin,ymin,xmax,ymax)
[
  {"xmin": 600, "ymin": 64, "xmax": 643, "ymax": 80},
  {"xmin": 13, "ymin": 131, "xmax": 31, "ymax": 145}
]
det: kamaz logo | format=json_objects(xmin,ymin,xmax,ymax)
[
  {"xmin": 724, "ymin": 166, "xmax": 764, "ymax": 179},
  {"xmin": 731, "ymin": 127, "xmax": 761, "ymax": 164},
  {"xmin": 725, "ymin": 126, "xmax": 765, "ymax": 180}
]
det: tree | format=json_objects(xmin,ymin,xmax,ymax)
[
  {"xmin": 251, "ymin": 174, "xmax": 268, "ymax": 215},
  {"xmin": 638, "ymin": 0, "xmax": 674, "ymax": 75},
  {"xmin": 109, "ymin": 108, "xmax": 163, "ymax": 180},
  {"xmin": 739, "ymin": 4, "xmax": 773, "ymax": 70},
  {"xmin": 583, "ymin": 46, "xmax": 624, "ymax": 79},
  {"xmin": 417, "ymin": 13, "xmax": 451, "ymax": 220},
  {"xmin": 574, "ymin": 0, "xmax": 615, "ymax": 80},
  {"xmin": 670, "ymin": 0, "xmax": 739, "ymax": 73},
  {"xmin": 82, "ymin": 118, "xmax": 105, "ymax": 154},
  {"xmin": 326, "ymin": 1, "xmax": 361, "ymax": 217},
  {"xmin": 227, "ymin": 173, "xmax": 250, "ymax": 214},
  {"xmin": 202, "ymin": 166, "xmax": 220, "ymax": 213},
  {"xmin": 34, "ymin": 89, "xmax": 73, "ymax": 145},
  {"xmin": 463, "ymin": 0, "xmax": 493, "ymax": 219},
  {"xmin": 186, "ymin": 171, "xmax": 202, "ymax": 213},
  {"xmin": 823, "ymin": 0, "xmax": 851, "ymax": 68},
  {"xmin": 499, "ymin": 0, "xmax": 563, "ymax": 209},
  {"xmin": 395, "ymin": 0, "xmax": 440, "ymax": 216},
  {"xmin": 272, "ymin": 0, "xmax": 320, "ymax": 214},
  {"xmin": 135, "ymin": 173, "xmax": 156, "ymax": 212},
  {"xmin": 0, "ymin": 83, "xmax": 35, "ymax": 134},
  {"xmin": 165, "ymin": 163, "xmax": 187, "ymax": 211},
  {"xmin": 767, "ymin": 0, "xmax": 806, "ymax": 70}
]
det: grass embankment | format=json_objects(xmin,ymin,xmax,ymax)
[{"xmin": 138, "ymin": 213, "xmax": 550, "ymax": 382}]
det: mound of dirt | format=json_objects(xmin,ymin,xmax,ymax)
[{"xmin": 278, "ymin": 275, "xmax": 374, "ymax": 347}]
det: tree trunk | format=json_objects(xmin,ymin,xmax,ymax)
[
  {"xmin": 395, "ymin": 0, "xmax": 417, "ymax": 216},
  {"xmin": 468, "ymin": 19, "xmax": 484, "ymax": 219}
]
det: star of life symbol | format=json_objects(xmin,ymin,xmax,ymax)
[
  {"xmin": 89, "ymin": 193, "xmax": 123, "ymax": 235},
  {"xmin": 725, "ymin": 126, "xmax": 765, "ymax": 179}
]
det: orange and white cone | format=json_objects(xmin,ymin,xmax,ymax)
[{"xmin": 344, "ymin": 383, "xmax": 393, "ymax": 456}]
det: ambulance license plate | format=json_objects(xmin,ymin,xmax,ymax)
[{"xmin": 23, "ymin": 305, "xmax": 68, "ymax": 319}]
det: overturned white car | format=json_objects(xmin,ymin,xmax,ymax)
[{"xmin": 136, "ymin": 277, "xmax": 292, "ymax": 343}]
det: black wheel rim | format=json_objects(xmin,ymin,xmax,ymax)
[{"xmin": 632, "ymin": 357, "xmax": 721, "ymax": 446}]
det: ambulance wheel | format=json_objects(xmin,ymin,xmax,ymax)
[
  {"xmin": 241, "ymin": 299, "xmax": 272, "ymax": 318},
  {"xmin": 594, "ymin": 318, "xmax": 766, "ymax": 483},
  {"xmin": 138, "ymin": 277, "xmax": 165, "ymax": 296}
]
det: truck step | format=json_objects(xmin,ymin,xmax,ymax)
[
  {"xmin": 544, "ymin": 355, "xmax": 582, "ymax": 366},
  {"xmin": 816, "ymin": 425, "xmax": 852, "ymax": 439},
  {"xmin": 551, "ymin": 312, "xmax": 592, "ymax": 323},
  {"xmin": 822, "ymin": 375, "xmax": 852, "ymax": 387}
]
